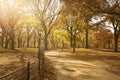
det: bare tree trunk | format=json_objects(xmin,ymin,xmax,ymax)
[
  {"xmin": 61, "ymin": 40, "xmax": 64, "ymax": 51},
  {"xmin": 23, "ymin": 39, "xmax": 25, "ymax": 48},
  {"xmin": 11, "ymin": 33, "xmax": 15, "ymax": 50},
  {"xmin": 34, "ymin": 32, "xmax": 36, "ymax": 48},
  {"xmin": 51, "ymin": 34, "xmax": 55, "ymax": 49},
  {"xmin": 70, "ymin": 37, "xmax": 73, "ymax": 47},
  {"xmin": 18, "ymin": 31, "xmax": 22, "ymax": 48},
  {"xmin": 86, "ymin": 29, "xmax": 89, "ymax": 48},
  {"xmin": 1, "ymin": 34, "xmax": 4, "ymax": 48},
  {"xmin": 18, "ymin": 37, "xmax": 20, "ymax": 48},
  {"xmin": 27, "ymin": 38, "xmax": 30, "ymax": 48},
  {"xmin": 114, "ymin": 34, "xmax": 118, "ymax": 52},
  {"xmin": 18, "ymin": 38, "xmax": 19, "ymax": 48},
  {"xmin": 73, "ymin": 36, "xmax": 76, "ymax": 53},
  {"xmin": 81, "ymin": 39, "xmax": 85, "ymax": 48},
  {"xmin": 27, "ymin": 26, "xmax": 30, "ymax": 48},
  {"xmin": 5, "ymin": 36, "xmax": 10, "ymax": 49},
  {"xmin": 44, "ymin": 34, "xmax": 48, "ymax": 50}
]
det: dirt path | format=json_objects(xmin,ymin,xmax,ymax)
[{"xmin": 46, "ymin": 51, "xmax": 120, "ymax": 80}]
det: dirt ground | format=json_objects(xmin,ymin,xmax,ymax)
[
  {"xmin": 1, "ymin": 48, "xmax": 120, "ymax": 80},
  {"xmin": 46, "ymin": 49, "xmax": 120, "ymax": 80}
]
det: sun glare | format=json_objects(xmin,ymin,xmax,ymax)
[
  {"xmin": 8, "ymin": 0, "xmax": 15, "ymax": 6},
  {"xmin": 0, "ymin": 0, "xmax": 16, "ymax": 8}
]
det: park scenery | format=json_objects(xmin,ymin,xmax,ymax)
[{"xmin": 0, "ymin": 0, "xmax": 120, "ymax": 80}]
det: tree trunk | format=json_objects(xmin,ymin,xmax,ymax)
[
  {"xmin": 73, "ymin": 36, "xmax": 76, "ymax": 53},
  {"xmin": 1, "ymin": 35, "xmax": 4, "ymax": 48},
  {"xmin": 34, "ymin": 32, "xmax": 36, "ymax": 48},
  {"xmin": 85, "ymin": 29, "xmax": 89, "ymax": 48},
  {"xmin": 18, "ymin": 38, "xmax": 19, "ymax": 48},
  {"xmin": 44, "ymin": 35, "xmax": 48, "ymax": 50},
  {"xmin": 70, "ymin": 38, "xmax": 73, "ymax": 47},
  {"xmin": 23, "ymin": 40, "xmax": 25, "ymax": 48},
  {"xmin": 18, "ymin": 37, "xmax": 20, "ymax": 48},
  {"xmin": 61, "ymin": 40, "xmax": 64, "ymax": 51},
  {"xmin": 5, "ymin": 36, "xmax": 10, "ymax": 49},
  {"xmin": 38, "ymin": 36, "xmax": 40, "ymax": 49},
  {"xmin": 11, "ymin": 33, "xmax": 15, "ymax": 50},
  {"xmin": 114, "ymin": 34, "xmax": 118, "ymax": 52},
  {"xmin": 27, "ymin": 37, "xmax": 30, "ymax": 48},
  {"xmin": 27, "ymin": 26, "xmax": 30, "ymax": 48},
  {"xmin": 81, "ymin": 39, "xmax": 85, "ymax": 48}
]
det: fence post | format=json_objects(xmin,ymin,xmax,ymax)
[{"xmin": 27, "ymin": 62, "xmax": 30, "ymax": 80}]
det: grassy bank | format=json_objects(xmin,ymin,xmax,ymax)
[{"xmin": 0, "ymin": 48, "xmax": 56, "ymax": 80}]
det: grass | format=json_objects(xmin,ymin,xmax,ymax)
[
  {"xmin": 0, "ymin": 48, "xmax": 56, "ymax": 80},
  {"xmin": 60, "ymin": 48, "xmax": 120, "ymax": 76}
]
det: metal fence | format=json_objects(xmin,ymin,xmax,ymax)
[{"xmin": 0, "ymin": 61, "xmax": 38, "ymax": 80}]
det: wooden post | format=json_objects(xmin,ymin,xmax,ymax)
[{"xmin": 27, "ymin": 62, "xmax": 30, "ymax": 80}]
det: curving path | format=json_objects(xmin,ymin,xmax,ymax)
[{"xmin": 45, "ymin": 51, "xmax": 120, "ymax": 80}]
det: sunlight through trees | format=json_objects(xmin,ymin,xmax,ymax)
[{"xmin": 0, "ymin": 0, "xmax": 119, "ymax": 52}]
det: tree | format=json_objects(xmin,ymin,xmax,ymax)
[
  {"xmin": 30, "ymin": 0, "xmax": 62, "ymax": 50},
  {"xmin": 0, "ymin": 0, "xmax": 21, "ymax": 50},
  {"xmin": 84, "ymin": 0, "xmax": 120, "ymax": 51},
  {"xmin": 92, "ymin": 25, "xmax": 114, "ymax": 48},
  {"xmin": 64, "ymin": 14, "xmax": 83, "ymax": 52},
  {"xmin": 62, "ymin": 0, "xmax": 96, "ymax": 49},
  {"xmin": 109, "ymin": 16, "xmax": 120, "ymax": 51},
  {"xmin": 63, "ymin": 0, "xmax": 120, "ymax": 52}
]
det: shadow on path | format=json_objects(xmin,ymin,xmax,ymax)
[{"xmin": 46, "ymin": 50, "xmax": 120, "ymax": 80}]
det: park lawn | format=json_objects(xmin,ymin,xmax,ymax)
[
  {"xmin": 60, "ymin": 48, "xmax": 120, "ymax": 76},
  {"xmin": 0, "ymin": 48, "xmax": 57, "ymax": 80}
]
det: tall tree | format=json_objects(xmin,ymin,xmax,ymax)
[
  {"xmin": 63, "ymin": 0, "xmax": 120, "ymax": 52},
  {"xmin": 64, "ymin": 14, "xmax": 83, "ymax": 52},
  {"xmin": 92, "ymin": 25, "xmax": 114, "ymax": 48},
  {"xmin": 0, "ymin": 0, "xmax": 21, "ymax": 49},
  {"xmin": 30, "ymin": 0, "xmax": 62, "ymax": 50}
]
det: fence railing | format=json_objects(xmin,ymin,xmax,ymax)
[{"xmin": 0, "ymin": 61, "xmax": 38, "ymax": 80}]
